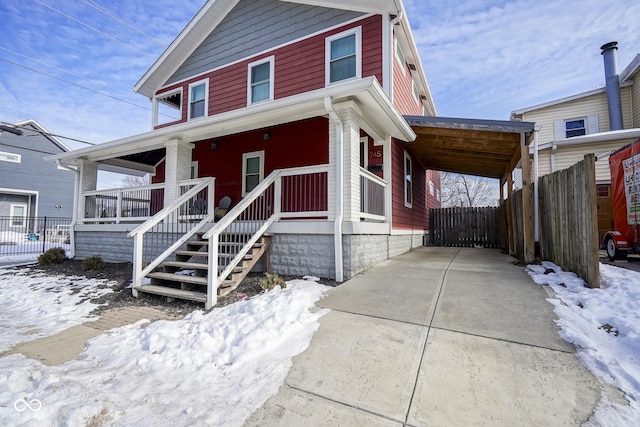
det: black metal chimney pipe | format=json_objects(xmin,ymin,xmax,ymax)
[{"xmin": 601, "ymin": 41, "xmax": 623, "ymax": 131}]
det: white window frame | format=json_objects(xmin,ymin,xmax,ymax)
[
  {"xmin": 564, "ymin": 117, "xmax": 586, "ymax": 138},
  {"xmin": 325, "ymin": 27, "xmax": 362, "ymax": 87},
  {"xmin": 10, "ymin": 203, "xmax": 27, "ymax": 227},
  {"xmin": 436, "ymin": 188, "xmax": 441, "ymax": 201},
  {"xmin": 242, "ymin": 150, "xmax": 265, "ymax": 195},
  {"xmin": 394, "ymin": 36, "xmax": 406, "ymax": 75},
  {"xmin": 247, "ymin": 56, "xmax": 275, "ymax": 105},
  {"xmin": 188, "ymin": 79, "xmax": 208, "ymax": 121},
  {"xmin": 429, "ymin": 180, "xmax": 435, "ymax": 196},
  {"xmin": 0, "ymin": 151, "xmax": 21, "ymax": 163},
  {"xmin": 359, "ymin": 136, "xmax": 368, "ymax": 169},
  {"xmin": 154, "ymin": 87, "xmax": 183, "ymax": 126},
  {"xmin": 404, "ymin": 151, "xmax": 412, "ymax": 208},
  {"xmin": 412, "ymin": 79, "xmax": 421, "ymax": 106},
  {"xmin": 190, "ymin": 161, "xmax": 198, "ymax": 179}
]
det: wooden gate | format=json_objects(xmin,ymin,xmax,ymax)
[{"xmin": 429, "ymin": 207, "xmax": 501, "ymax": 248}]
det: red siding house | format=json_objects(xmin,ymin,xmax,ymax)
[{"xmin": 48, "ymin": 0, "xmax": 441, "ymax": 308}]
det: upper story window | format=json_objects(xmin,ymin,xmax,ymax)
[
  {"xmin": 188, "ymin": 79, "xmax": 208, "ymax": 120},
  {"xmin": 248, "ymin": 56, "xmax": 274, "ymax": 105},
  {"xmin": 242, "ymin": 150, "xmax": 264, "ymax": 195},
  {"xmin": 404, "ymin": 151, "xmax": 412, "ymax": 208},
  {"xmin": 326, "ymin": 27, "xmax": 361, "ymax": 86},
  {"xmin": 395, "ymin": 37, "xmax": 406, "ymax": 74},
  {"xmin": 0, "ymin": 151, "xmax": 21, "ymax": 163},
  {"xmin": 565, "ymin": 118, "xmax": 586, "ymax": 138},
  {"xmin": 155, "ymin": 88, "xmax": 182, "ymax": 126}
]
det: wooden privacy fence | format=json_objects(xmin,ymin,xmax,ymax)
[
  {"xmin": 430, "ymin": 207, "xmax": 500, "ymax": 247},
  {"xmin": 538, "ymin": 154, "xmax": 600, "ymax": 287}
]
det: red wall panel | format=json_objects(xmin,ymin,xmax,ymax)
[
  {"xmin": 153, "ymin": 15, "xmax": 383, "ymax": 130},
  {"xmin": 153, "ymin": 117, "xmax": 329, "ymax": 206}
]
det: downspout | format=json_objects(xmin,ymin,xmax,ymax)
[
  {"xmin": 57, "ymin": 160, "xmax": 79, "ymax": 258},
  {"xmin": 324, "ymin": 96, "xmax": 344, "ymax": 282},
  {"xmin": 550, "ymin": 142, "xmax": 557, "ymax": 172},
  {"xmin": 533, "ymin": 127, "xmax": 540, "ymax": 256}
]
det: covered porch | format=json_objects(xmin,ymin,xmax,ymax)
[{"xmin": 47, "ymin": 78, "xmax": 417, "ymax": 308}]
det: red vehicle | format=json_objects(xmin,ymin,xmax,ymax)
[{"xmin": 603, "ymin": 138, "xmax": 640, "ymax": 260}]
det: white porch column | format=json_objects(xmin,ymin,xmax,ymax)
[
  {"xmin": 76, "ymin": 159, "xmax": 98, "ymax": 220},
  {"xmin": 164, "ymin": 139, "xmax": 194, "ymax": 207},
  {"xmin": 334, "ymin": 103, "xmax": 363, "ymax": 223}
]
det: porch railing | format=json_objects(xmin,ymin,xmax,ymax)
[
  {"xmin": 359, "ymin": 168, "xmax": 386, "ymax": 221},
  {"xmin": 128, "ymin": 177, "xmax": 215, "ymax": 291},
  {"xmin": 203, "ymin": 164, "xmax": 329, "ymax": 308},
  {"xmin": 81, "ymin": 179, "xmax": 208, "ymax": 224}
]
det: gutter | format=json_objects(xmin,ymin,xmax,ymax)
[
  {"xmin": 57, "ymin": 160, "xmax": 79, "ymax": 258},
  {"xmin": 324, "ymin": 96, "xmax": 344, "ymax": 282}
]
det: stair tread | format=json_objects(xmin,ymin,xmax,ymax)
[
  {"xmin": 175, "ymin": 250, "xmax": 208, "ymax": 257},
  {"xmin": 162, "ymin": 261, "xmax": 209, "ymax": 269},
  {"xmin": 147, "ymin": 272, "xmax": 208, "ymax": 285},
  {"xmin": 186, "ymin": 241, "xmax": 209, "ymax": 246},
  {"xmin": 135, "ymin": 285, "xmax": 206, "ymax": 302}
]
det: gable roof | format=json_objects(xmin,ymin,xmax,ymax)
[
  {"xmin": 133, "ymin": 0, "xmax": 419, "ymax": 98},
  {"xmin": 512, "ymin": 51, "xmax": 639, "ymax": 119},
  {"xmin": 2, "ymin": 119, "xmax": 71, "ymax": 152}
]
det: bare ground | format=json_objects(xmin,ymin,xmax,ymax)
[{"xmin": 20, "ymin": 259, "xmax": 338, "ymax": 317}]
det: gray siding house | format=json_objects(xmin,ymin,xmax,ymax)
[{"xmin": 0, "ymin": 120, "xmax": 75, "ymax": 221}]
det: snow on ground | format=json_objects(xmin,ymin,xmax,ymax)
[
  {"xmin": 0, "ymin": 267, "xmax": 114, "ymax": 353},
  {"xmin": 0, "ymin": 279, "xmax": 330, "ymax": 426},
  {"xmin": 527, "ymin": 262, "xmax": 640, "ymax": 426}
]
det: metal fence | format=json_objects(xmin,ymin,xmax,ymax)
[{"xmin": 0, "ymin": 216, "xmax": 72, "ymax": 256}]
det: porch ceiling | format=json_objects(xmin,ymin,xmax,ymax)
[{"xmin": 404, "ymin": 116, "xmax": 535, "ymax": 179}]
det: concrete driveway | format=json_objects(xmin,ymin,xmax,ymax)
[{"xmin": 246, "ymin": 247, "xmax": 603, "ymax": 426}]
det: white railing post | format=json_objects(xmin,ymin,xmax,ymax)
[
  {"xmin": 116, "ymin": 189, "xmax": 123, "ymax": 224},
  {"xmin": 132, "ymin": 233, "xmax": 143, "ymax": 297},
  {"xmin": 206, "ymin": 233, "xmax": 218, "ymax": 309},
  {"xmin": 274, "ymin": 175, "xmax": 282, "ymax": 218}
]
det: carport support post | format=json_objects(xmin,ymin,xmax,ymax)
[{"xmin": 520, "ymin": 133, "xmax": 535, "ymax": 263}]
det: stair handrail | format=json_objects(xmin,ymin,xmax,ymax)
[{"xmin": 129, "ymin": 177, "xmax": 215, "ymax": 289}]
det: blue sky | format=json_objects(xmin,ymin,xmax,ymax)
[{"xmin": 0, "ymin": 0, "xmax": 638, "ymax": 151}]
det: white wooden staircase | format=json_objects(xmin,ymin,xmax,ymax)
[{"xmin": 135, "ymin": 232, "xmax": 271, "ymax": 303}]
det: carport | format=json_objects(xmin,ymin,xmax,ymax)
[{"xmin": 403, "ymin": 116, "xmax": 536, "ymax": 262}]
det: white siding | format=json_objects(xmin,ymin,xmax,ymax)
[
  {"xmin": 522, "ymin": 88, "xmax": 633, "ymax": 144},
  {"xmin": 632, "ymin": 78, "xmax": 640, "ymax": 128},
  {"xmin": 538, "ymin": 138, "xmax": 638, "ymax": 182}
]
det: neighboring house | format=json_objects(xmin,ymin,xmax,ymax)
[
  {"xmin": 0, "ymin": 119, "xmax": 74, "ymax": 226},
  {"xmin": 48, "ymin": 0, "xmax": 442, "ymax": 307},
  {"xmin": 511, "ymin": 42, "xmax": 640, "ymax": 242}
]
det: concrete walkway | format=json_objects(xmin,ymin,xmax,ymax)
[{"xmin": 246, "ymin": 247, "xmax": 603, "ymax": 426}]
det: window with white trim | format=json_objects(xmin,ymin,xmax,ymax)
[
  {"xmin": 436, "ymin": 189, "xmax": 441, "ymax": 201},
  {"xmin": 0, "ymin": 151, "xmax": 21, "ymax": 163},
  {"xmin": 395, "ymin": 37, "xmax": 406, "ymax": 75},
  {"xmin": 10, "ymin": 204, "xmax": 27, "ymax": 227},
  {"xmin": 242, "ymin": 151, "xmax": 264, "ymax": 195},
  {"xmin": 188, "ymin": 80, "xmax": 208, "ymax": 120},
  {"xmin": 429, "ymin": 180, "xmax": 435, "ymax": 196},
  {"xmin": 404, "ymin": 151, "xmax": 412, "ymax": 207},
  {"xmin": 248, "ymin": 57, "xmax": 274, "ymax": 104},
  {"xmin": 326, "ymin": 27, "xmax": 361, "ymax": 85},
  {"xmin": 359, "ymin": 137, "xmax": 368, "ymax": 168},
  {"xmin": 190, "ymin": 161, "xmax": 198, "ymax": 179},
  {"xmin": 565, "ymin": 118, "xmax": 586, "ymax": 138}
]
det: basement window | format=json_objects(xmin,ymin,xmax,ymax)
[{"xmin": 565, "ymin": 118, "xmax": 586, "ymax": 138}]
